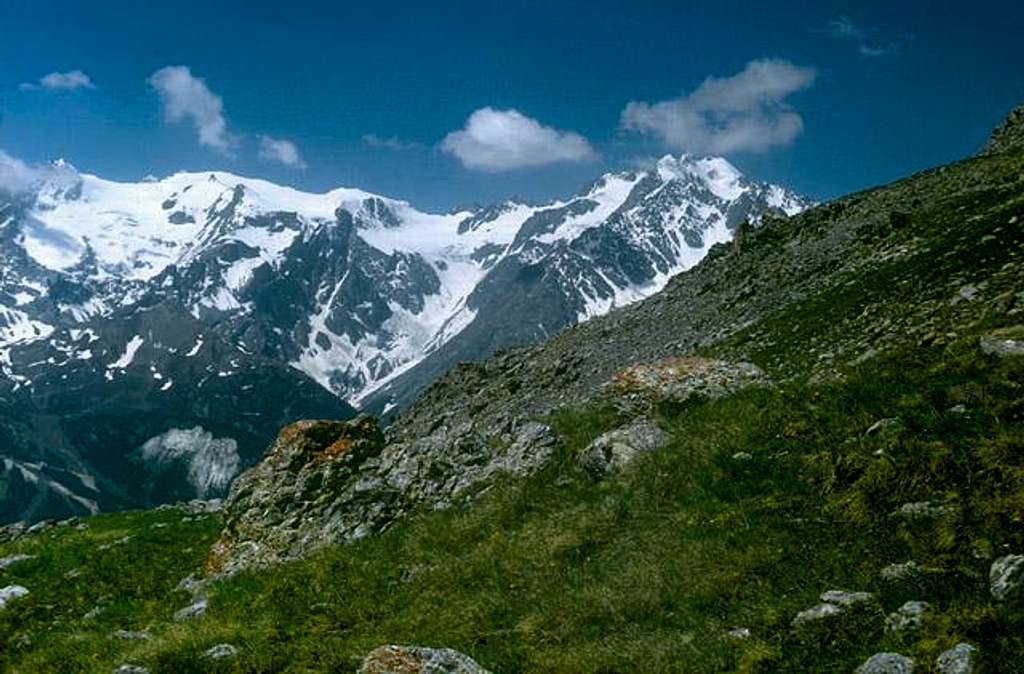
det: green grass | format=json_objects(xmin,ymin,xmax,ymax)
[{"xmin": 2, "ymin": 336, "xmax": 1023, "ymax": 672}]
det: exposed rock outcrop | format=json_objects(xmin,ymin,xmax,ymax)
[
  {"xmin": 359, "ymin": 645, "xmax": 490, "ymax": 674},
  {"xmin": 578, "ymin": 417, "xmax": 668, "ymax": 476},
  {"xmin": 207, "ymin": 415, "xmax": 557, "ymax": 575},
  {"xmin": 606, "ymin": 357, "xmax": 769, "ymax": 411},
  {"xmin": 981, "ymin": 104, "xmax": 1024, "ymax": 155}
]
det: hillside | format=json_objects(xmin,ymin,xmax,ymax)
[{"xmin": 0, "ymin": 107, "xmax": 1022, "ymax": 672}]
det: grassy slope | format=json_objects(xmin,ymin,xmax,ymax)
[
  {"xmin": 2, "ymin": 335, "xmax": 1022, "ymax": 672},
  {"xmin": 2, "ymin": 149, "xmax": 1023, "ymax": 672}
]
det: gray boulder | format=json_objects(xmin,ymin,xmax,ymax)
[
  {"xmin": 359, "ymin": 645, "xmax": 490, "ymax": 674},
  {"xmin": 885, "ymin": 600, "xmax": 930, "ymax": 634},
  {"xmin": 855, "ymin": 652, "xmax": 914, "ymax": 674},
  {"xmin": 578, "ymin": 418, "xmax": 668, "ymax": 476},
  {"xmin": 979, "ymin": 326, "xmax": 1024, "ymax": 357},
  {"xmin": 792, "ymin": 590, "xmax": 875, "ymax": 628},
  {"xmin": 204, "ymin": 643, "xmax": 239, "ymax": 659},
  {"xmin": 0, "ymin": 584, "xmax": 29, "ymax": 610},
  {"xmin": 0, "ymin": 554, "xmax": 35, "ymax": 570},
  {"xmin": 990, "ymin": 554, "xmax": 1024, "ymax": 599},
  {"xmin": 936, "ymin": 643, "xmax": 976, "ymax": 674}
]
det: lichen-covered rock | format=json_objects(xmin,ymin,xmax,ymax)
[
  {"xmin": 855, "ymin": 652, "xmax": 914, "ymax": 674},
  {"xmin": 359, "ymin": 645, "xmax": 490, "ymax": 674},
  {"xmin": 207, "ymin": 415, "xmax": 557, "ymax": 575},
  {"xmin": 578, "ymin": 418, "xmax": 668, "ymax": 476},
  {"xmin": 936, "ymin": 643, "xmax": 976, "ymax": 674},
  {"xmin": 880, "ymin": 561, "xmax": 919, "ymax": 581},
  {"xmin": 885, "ymin": 600, "xmax": 930, "ymax": 633},
  {"xmin": 791, "ymin": 590, "xmax": 875, "ymax": 628},
  {"xmin": 890, "ymin": 501, "xmax": 953, "ymax": 520},
  {"xmin": 979, "ymin": 325, "xmax": 1024, "ymax": 357},
  {"xmin": 989, "ymin": 553, "xmax": 1024, "ymax": 599},
  {"xmin": 204, "ymin": 643, "xmax": 239, "ymax": 659},
  {"xmin": 606, "ymin": 357, "xmax": 769, "ymax": 410}
]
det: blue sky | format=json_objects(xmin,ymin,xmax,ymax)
[{"xmin": 1, "ymin": 0, "xmax": 1022, "ymax": 211}]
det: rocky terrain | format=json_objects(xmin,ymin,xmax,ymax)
[
  {"xmin": 0, "ymin": 108, "xmax": 1021, "ymax": 671},
  {"xmin": 0, "ymin": 154, "xmax": 803, "ymax": 523}
]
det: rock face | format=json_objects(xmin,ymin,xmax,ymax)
[
  {"xmin": 981, "ymin": 104, "xmax": 1024, "ymax": 155},
  {"xmin": 359, "ymin": 645, "xmax": 490, "ymax": 674},
  {"xmin": 207, "ymin": 415, "xmax": 557, "ymax": 575}
]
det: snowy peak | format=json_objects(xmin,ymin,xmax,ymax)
[{"xmin": 2, "ymin": 157, "xmax": 809, "ymax": 408}]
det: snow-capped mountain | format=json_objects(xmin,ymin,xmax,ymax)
[{"xmin": 0, "ymin": 155, "xmax": 807, "ymax": 522}]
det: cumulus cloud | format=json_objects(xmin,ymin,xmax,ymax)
[
  {"xmin": 258, "ymin": 135, "xmax": 307, "ymax": 169},
  {"xmin": 362, "ymin": 134, "xmax": 421, "ymax": 151},
  {"xmin": 148, "ymin": 66, "xmax": 235, "ymax": 152},
  {"xmin": 20, "ymin": 69, "xmax": 96, "ymax": 91},
  {"xmin": 441, "ymin": 107, "xmax": 596, "ymax": 171},
  {"xmin": 620, "ymin": 59, "xmax": 816, "ymax": 155}
]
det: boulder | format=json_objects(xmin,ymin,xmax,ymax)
[
  {"xmin": 855, "ymin": 652, "xmax": 914, "ymax": 674},
  {"xmin": 606, "ymin": 357, "xmax": 769, "ymax": 411},
  {"xmin": 936, "ymin": 643, "xmax": 976, "ymax": 674},
  {"xmin": 979, "ymin": 326, "xmax": 1024, "ymax": 358},
  {"xmin": 990, "ymin": 554, "xmax": 1024, "ymax": 600},
  {"xmin": 0, "ymin": 584, "xmax": 29, "ymax": 610},
  {"xmin": 578, "ymin": 418, "xmax": 668, "ymax": 476},
  {"xmin": 0, "ymin": 553, "xmax": 35, "ymax": 570},
  {"xmin": 885, "ymin": 600, "xmax": 930, "ymax": 634},
  {"xmin": 204, "ymin": 643, "xmax": 239, "ymax": 659},
  {"xmin": 359, "ymin": 645, "xmax": 490, "ymax": 674},
  {"xmin": 791, "ymin": 590, "xmax": 875, "ymax": 628}
]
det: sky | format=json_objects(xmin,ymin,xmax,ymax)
[{"xmin": 1, "ymin": 0, "xmax": 1022, "ymax": 212}]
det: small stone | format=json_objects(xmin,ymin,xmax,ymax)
[
  {"xmin": 0, "ymin": 585, "xmax": 29, "ymax": 609},
  {"xmin": 204, "ymin": 643, "xmax": 239, "ymax": 659},
  {"xmin": 726, "ymin": 627, "xmax": 751, "ymax": 639},
  {"xmin": 880, "ymin": 561, "xmax": 919, "ymax": 581},
  {"xmin": 936, "ymin": 643, "xmax": 976, "ymax": 674},
  {"xmin": 890, "ymin": 501, "xmax": 953, "ymax": 520},
  {"xmin": 173, "ymin": 597, "xmax": 208, "ymax": 621},
  {"xmin": 866, "ymin": 418, "xmax": 901, "ymax": 437},
  {"xmin": 855, "ymin": 652, "xmax": 914, "ymax": 674},
  {"xmin": 113, "ymin": 666, "xmax": 150, "ymax": 674},
  {"xmin": 111, "ymin": 630, "xmax": 149, "ymax": 640},
  {"xmin": 819, "ymin": 590, "xmax": 873, "ymax": 606},
  {"xmin": 947, "ymin": 404, "xmax": 968, "ymax": 415},
  {"xmin": 885, "ymin": 600, "xmax": 930, "ymax": 633},
  {"xmin": 0, "ymin": 554, "xmax": 35, "ymax": 570},
  {"xmin": 731, "ymin": 451, "xmax": 753, "ymax": 461},
  {"xmin": 792, "ymin": 602, "xmax": 842, "ymax": 627},
  {"xmin": 359, "ymin": 644, "xmax": 491, "ymax": 674},
  {"xmin": 990, "ymin": 554, "xmax": 1024, "ymax": 599}
]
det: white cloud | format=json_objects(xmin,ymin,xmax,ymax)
[
  {"xmin": 362, "ymin": 134, "xmax": 421, "ymax": 151},
  {"xmin": 148, "ymin": 66, "xmax": 235, "ymax": 153},
  {"xmin": 441, "ymin": 107, "xmax": 596, "ymax": 171},
  {"xmin": 825, "ymin": 15, "xmax": 865, "ymax": 40},
  {"xmin": 258, "ymin": 135, "xmax": 307, "ymax": 169},
  {"xmin": 0, "ymin": 150, "xmax": 46, "ymax": 194},
  {"xmin": 620, "ymin": 59, "xmax": 816, "ymax": 155},
  {"xmin": 20, "ymin": 70, "xmax": 96, "ymax": 91}
]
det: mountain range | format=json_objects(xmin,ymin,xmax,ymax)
[{"xmin": 0, "ymin": 155, "xmax": 806, "ymax": 522}]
